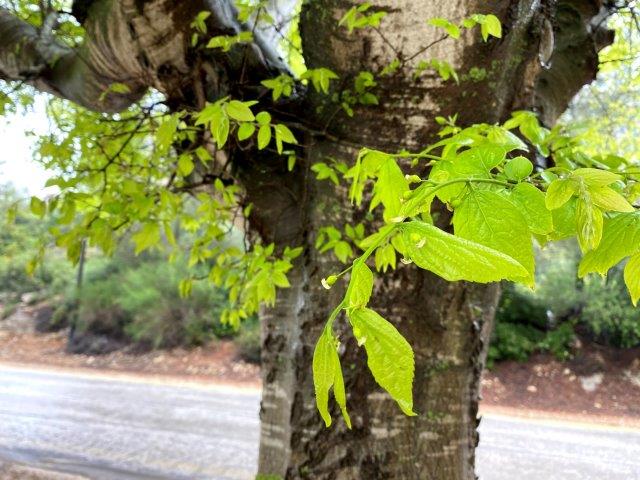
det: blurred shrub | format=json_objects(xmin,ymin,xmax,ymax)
[
  {"xmin": 581, "ymin": 266, "xmax": 640, "ymax": 348},
  {"xmin": 493, "ymin": 240, "xmax": 640, "ymax": 364},
  {"xmin": 488, "ymin": 322, "xmax": 544, "ymax": 364},
  {"xmin": 235, "ymin": 318, "xmax": 261, "ymax": 364},
  {"xmin": 72, "ymin": 251, "xmax": 232, "ymax": 349}
]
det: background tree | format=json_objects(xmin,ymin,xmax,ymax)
[{"xmin": 0, "ymin": 1, "xmax": 631, "ymax": 479}]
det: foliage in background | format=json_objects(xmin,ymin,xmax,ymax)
[
  {"xmin": 492, "ymin": 241, "xmax": 640, "ymax": 365},
  {"xmin": 0, "ymin": 184, "xmax": 73, "ymax": 309},
  {"xmin": 562, "ymin": 11, "xmax": 640, "ymax": 162},
  {"xmin": 0, "ymin": 186, "xmax": 260, "ymax": 357}
]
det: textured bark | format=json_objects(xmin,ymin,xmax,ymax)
[{"xmin": 0, "ymin": 0, "xmax": 610, "ymax": 479}]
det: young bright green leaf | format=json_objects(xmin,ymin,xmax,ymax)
[
  {"xmin": 504, "ymin": 156, "xmax": 533, "ymax": 181},
  {"xmin": 453, "ymin": 189, "xmax": 534, "ymax": 284},
  {"xmin": 313, "ymin": 330, "xmax": 351, "ymax": 427},
  {"xmin": 257, "ymin": 124, "xmax": 271, "ymax": 150},
  {"xmin": 482, "ymin": 14, "xmax": 502, "ymax": 40},
  {"xmin": 371, "ymin": 158, "xmax": 409, "ymax": 221},
  {"xmin": 588, "ymin": 186, "xmax": 634, "ymax": 212},
  {"xmin": 429, "ymin": 145, "xmax": 505, "ymax": 202},
  {"xmin": 398, "ymin": 182, "xmax": 436, "ymax": 219},
  {"xmin": 177, "ymin": 154, "xmax": 195, "ymax": 176},
  {"xmin": 256, "ymin": 111, "xmax": 271, "ymax": 125},
  {"xmin": 578, "ymin": 212, "xmax": 640, "ymax": 276},
  {"xmin": 30, "ymin": 196, "xmax": 46, "ymax": 218},
  {"xmin": 132, "ymin": 223, "xmax": 161, "ymax": 255},
  {"xmin": 274, "ymin": 124, "xmax": 297, "ymax": 154},
  {"xmin": 333, "ymin": 241, "xmax": 353, "ymax": 263},
  {"xmin": 225, "ymin": 100, "xmax": 255, "ymax": 122},
  {"xmin": 348, "ymin": 262, "xmax": 374, "ymax": 309},
  {"xmin": 178, "ymin": 278, "xmax": 193, "ymax": 298},
  {"xmin": 509, "ymin": 183, "xmax": 553, "ymax": 235},
  {"xmin": 427, "ymin": 18, "xmax": 461, "ymax": 38},
  {"xmin": 549, "ymin": 198, "xmax": 577, "ymax": 240},
  {"xmin": 349, "ymin": 308, "xmax": 415, "ymax": 416},
  {"xmin": 624, "ymin": 253, "xmax": 640, "ymax": 306},
  {"xmin": 545, "ymin": 178, "xmax": 578, "ymax": 210},
  {"xmin": 374, "ymin": 243, "xmax": 396, "ymax": 272},
  {"xmin": 575, "ymin": 197, "xmax": 603, "ymax": 252},
  {"xmin": 572, "ymin": 168, "xmax": 621, "ymax": 187},
  {"xmin": 401, "ymin": 221, "xmax": 529, "ymax": 282},
  {"xmin": 212, "ymin": 114, "xmax": 230, "ymax": 148},
  {"xmin": 156, "ymin": 114, "xmax": 180, "ymax": 155},
  {"xmin": 237, "ymin": 122, "xmax": 256, "ymax": 141}
]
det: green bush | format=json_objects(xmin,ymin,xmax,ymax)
[
  {"xmin": 493, "ymin": 239, "xmax": 640, "ymax": 365},
  {"xmin": 488, "ymin": 322, "xmax": 544, "ymax": 363},
  {"xmin": 235, "ymin": 318, "xmax": 261, "ymax": 364},
  {"xmin": 71, "ymin": 251, "xmax": 231, "ymax": 348},
  {"xmin": 581, "ymin": 266, "xmax": 640, "ymax": 348}
]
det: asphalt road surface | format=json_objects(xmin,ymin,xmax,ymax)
[{"xmin": 0, "ymin": 365, "xmax": 638, "ymax": 480}]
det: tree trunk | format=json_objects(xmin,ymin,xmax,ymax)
[
  {"xmin": 0, "ymin": 0, "xmax": 610, "ymax": 478},
  {"xmin": 250, "ymin": 159, "xmax": 501, "ymax": 478}
]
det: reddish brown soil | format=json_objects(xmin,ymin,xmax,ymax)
[
  {"xmin": 481, "ymin": 343, "xmax": 640, "ymax": 427},
  {"xmin": 0, "ymin": 331, "xmax": 259, "ymax": 387},
  {"xmin": 1, "ymin": 331, "xmax": 639, "ymax": 427}
]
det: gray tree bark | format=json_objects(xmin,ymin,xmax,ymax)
[{"xmin": 0, "ymin": 0, "xmax": 611, "ymax": 478}]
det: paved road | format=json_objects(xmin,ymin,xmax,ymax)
[{"xmin": 0, "ymin": 365, "xmax": 638, "ymax": 480}]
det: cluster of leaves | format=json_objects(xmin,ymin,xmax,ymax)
[
  {"xmin": 14, "ymin": 93, "xmax": 302, "ymax": 332},
  {"xmin": 312, "ymin": 111, "xmax": 640, "ymax": 426}
]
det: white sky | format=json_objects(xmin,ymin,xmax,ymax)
[{"xmin": 0, "ymin": 98, "xmax": 51, "ymax": 196}]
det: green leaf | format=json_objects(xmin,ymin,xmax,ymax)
[
  {"xmin": 256, "ymin": 111, "xmax": 271, "ymax": 125},
  {"xmin": 578, "ymin": 212, "xmax": 640, "ymax": 276},
  {"xmin": 572, "ymin": 168, "xmax": 621, "ymax": 187},
  {"xmin": 226, "ymin": 100, "xmax": 255, "ymax": 121},
  {"xmin": 30, "ymin": 196, "xmax": 46, "ymax": 218},
  {"xmin": 132, "ymin": 223, "xmax": 161, "ymax": 255},
  {"xmin": 402, "ymin": 221, "xmax": 529, "ymax": 283},
  {"xmin": 545, "ymin": 178, "xmax": 578, "ymax": 210},
  {"xmin": 177, "ymin": 155, "xmax": 195, "ymax": 176},
  {"xmin": 509, "ymin": 183, "xmax": 553, "ymax": 235},
  {"xmin": 212, "ymin": 114, "xmax": 230, "ymax": 148},
  {"xmin": 237, "ymin": 122, "xmax": 256, "ymax": 141},
  {"xmin": 575, "ymin": 197, "xmax": 603, "ymax": 252},
  {"xmin": 483, "ymin": 14, "xmax": 502, "ymax": 40},
  {"xmin": 588, "ymin": 186, "xmax": 634, "ymax": 213},
  {"xmin": 550, "ymin": 198, "xmax": 577, "ymax": 240},
  {"xmin": 334, "ymin": 241, "xmax": 353, "ymax": 263},
  {"xmin": 504, "ymin": 156, "xmax": 533, "ymax": 181},
  {"xmin": 257, "ymin": 124, "xmax": 271, "ymax": 150},
  {"xmin": 374, "ymin": 243, "xmax": 396, "ymax": 272},
  {"xmin": 429, "ymin": 145, "xmax": 505, "ymax": 202},
  {"xmin": 427, "ymin": 18, "xmax": 461, "ymax": 38},
  {"xmin": 348, "ymin": 262, "xmax": 374, "ymax": 309},
  {"xmin": 313, "ymin": 330, "xmax": 351, "ymax": 427},
  {"xmin": 274, "ymin": 124, "xmax": 297, "ymax": 154},
  {"xmin": 349, "ymin": 308, "xmax": 415, "ymax": 416},
  {"xmin": 453, "ymin": 189, "xmax": 534, "ymax": 284},
  {"xmin": 156, "ymin": 114, "xmax": 179, "ymax": 155},
  {"xmin": 302, "ymin": 68, "xmax": 339, "ymax": 94},
  {"xmin": 272, "ymin": 271, "xmax": 290, "ymax": 288},
  {"xmin": 624, "ymin": 253, "xmax": 640, "ymax": 306},
  {"xmin": 371, "ymin": 158, "xmax": 409, "ymax": 221},
  {"xmin": 287, "ymin": 155, "xmax": 296, "ymax": 171},
  {"xmin": 178, "ymin": 278, "xmax": 193, "ymax": 298}
]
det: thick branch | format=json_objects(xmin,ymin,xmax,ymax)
[
  {"xmin": 0, "ymin": 6, "xmax": 146, "ymax": 112},
  {"xmin": 0, "ymin": 0, "xmax": 291, "ymax": 113}
]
